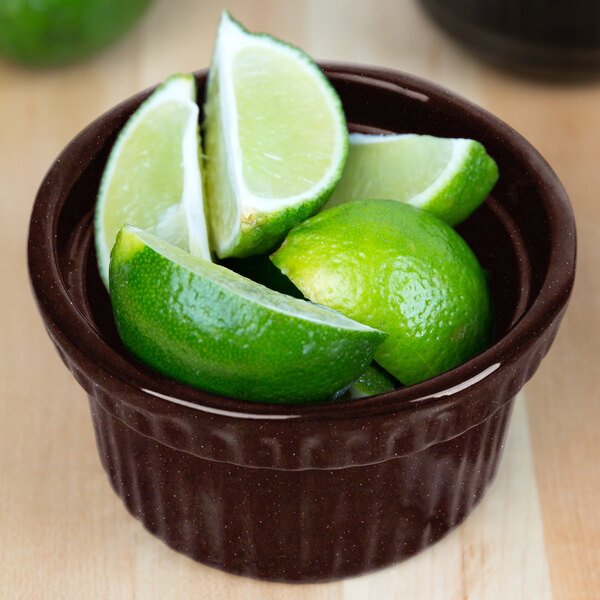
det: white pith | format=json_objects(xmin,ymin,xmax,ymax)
[
  {"xmin": 211, "ymin": 14, "xmax": 347, "ymax": 253},
  {"xmin": 182, "ymin": 111, "xmax": 211, "ymax": 261}
]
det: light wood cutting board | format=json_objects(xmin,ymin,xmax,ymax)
[{"xmin": 1, "ymin": 1, "xmax": 598, "ymax": 597}]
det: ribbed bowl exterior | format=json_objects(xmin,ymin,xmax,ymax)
[
  {"xmin": 47, "ymin": 304, "xmax": 565, "ymax": 581},
  {"xmin": 89, "ymin": 389, "xmax": 513, "ymax": 582}
]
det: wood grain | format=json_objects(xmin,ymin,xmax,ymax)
[{"xmin": 1, "ymin": 0, "xmax": 598, "ymax": 597}]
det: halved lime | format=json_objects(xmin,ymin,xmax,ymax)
[
  {"xmin": 272, "ymin": 200, "xmax": 493, "ymax": 386},
  {"xmin": 203, "ymin": 12, "xmax": 348, "ymax": 258},
  {"xmin": 109, "ymin": 225, "xmax": 386, "ymax": 403},
  {"xmin": 323, "ymin": 133, "xmax": 498, "ymax": 226},
  {"xmin": 95, "ymin": 73, "xmax": 210, "ymax": 287}
]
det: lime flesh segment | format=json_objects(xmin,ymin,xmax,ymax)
[
  {"xmin": 203, "ymin": 12, "xmax": 348, "ymax": 258},
  {"xmin": 234, "ymin": 47, "xmax": 340, "ymax": 198},
  {"xmin": 323, "ymin": 133, "xmax": 499, "ymax": 226},
  {"xmin": 109, "ymin": 226, "xmax": 386, "ymax": 404},
  {"xmin": 95, "ymin": 73, "xmax": 210, "ymax": 287},
  {"xmin": 272, "ymin": 200, "xmax": 493, "ymax": 386}
]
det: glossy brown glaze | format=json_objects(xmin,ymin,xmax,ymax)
[{"xmin": 27, "ymin": 64, "xmax": 575, "ymax": 582}]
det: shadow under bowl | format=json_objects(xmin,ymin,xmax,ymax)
[{"xmin": 28, "ymin": 64, "xmax": 575, "ymax": 583}]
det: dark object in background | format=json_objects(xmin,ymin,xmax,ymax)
[{"xmin": 420, "ymin": 0, "xmax": 600, "ymax": 77}]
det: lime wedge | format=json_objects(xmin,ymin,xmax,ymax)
[
  {"xmin": 338, "ymin": 363, "xmax": 397, "ymax": 400},
  {"xmin": 95, "ymin": 73, "xmax": 210, "ymax": 287},
  {"xmin": 109, "ymin": 225, "xmax": 386, "ymax": 404},
  {"xmin": 323, "ymin": 133, "xmax": 498, "ymax": 226},
  {"xmin": 203, "ymin": 12, "xmax": 348, "ymax": 258}
]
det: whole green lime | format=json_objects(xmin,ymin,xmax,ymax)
[
  {"xmin": 0, "ymin": 0, "xmax": 153, "ymax": 66},
  {"xmin": 271, "ymin": 199, "xmax": 493, "ymax": 386}
]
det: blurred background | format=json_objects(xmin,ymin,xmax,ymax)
[{"xmin": 1, "ymin": 1, "xmax": 598, "ymax": 598}]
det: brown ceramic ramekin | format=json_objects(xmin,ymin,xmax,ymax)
[{"xmin": 28, "ymin": 64, "xmax": 575, "ymax": 583}]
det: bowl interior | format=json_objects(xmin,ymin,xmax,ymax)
[{"xmin": 47, "ymin": 65, "xmax": 566, "ymax": 409}]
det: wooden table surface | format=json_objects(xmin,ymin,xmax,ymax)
[{"xmin": 1, "ymin": 1, "xmax": 598, "ymax": 598}]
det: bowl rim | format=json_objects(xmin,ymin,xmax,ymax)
[{"xmin": 28, "ymin": 62, "xmax": 576, "ymax": 424}]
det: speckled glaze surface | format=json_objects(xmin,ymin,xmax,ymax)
[{"xmin": 28, "ymin": 64, "xmax": 575, "ymax": 582}]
